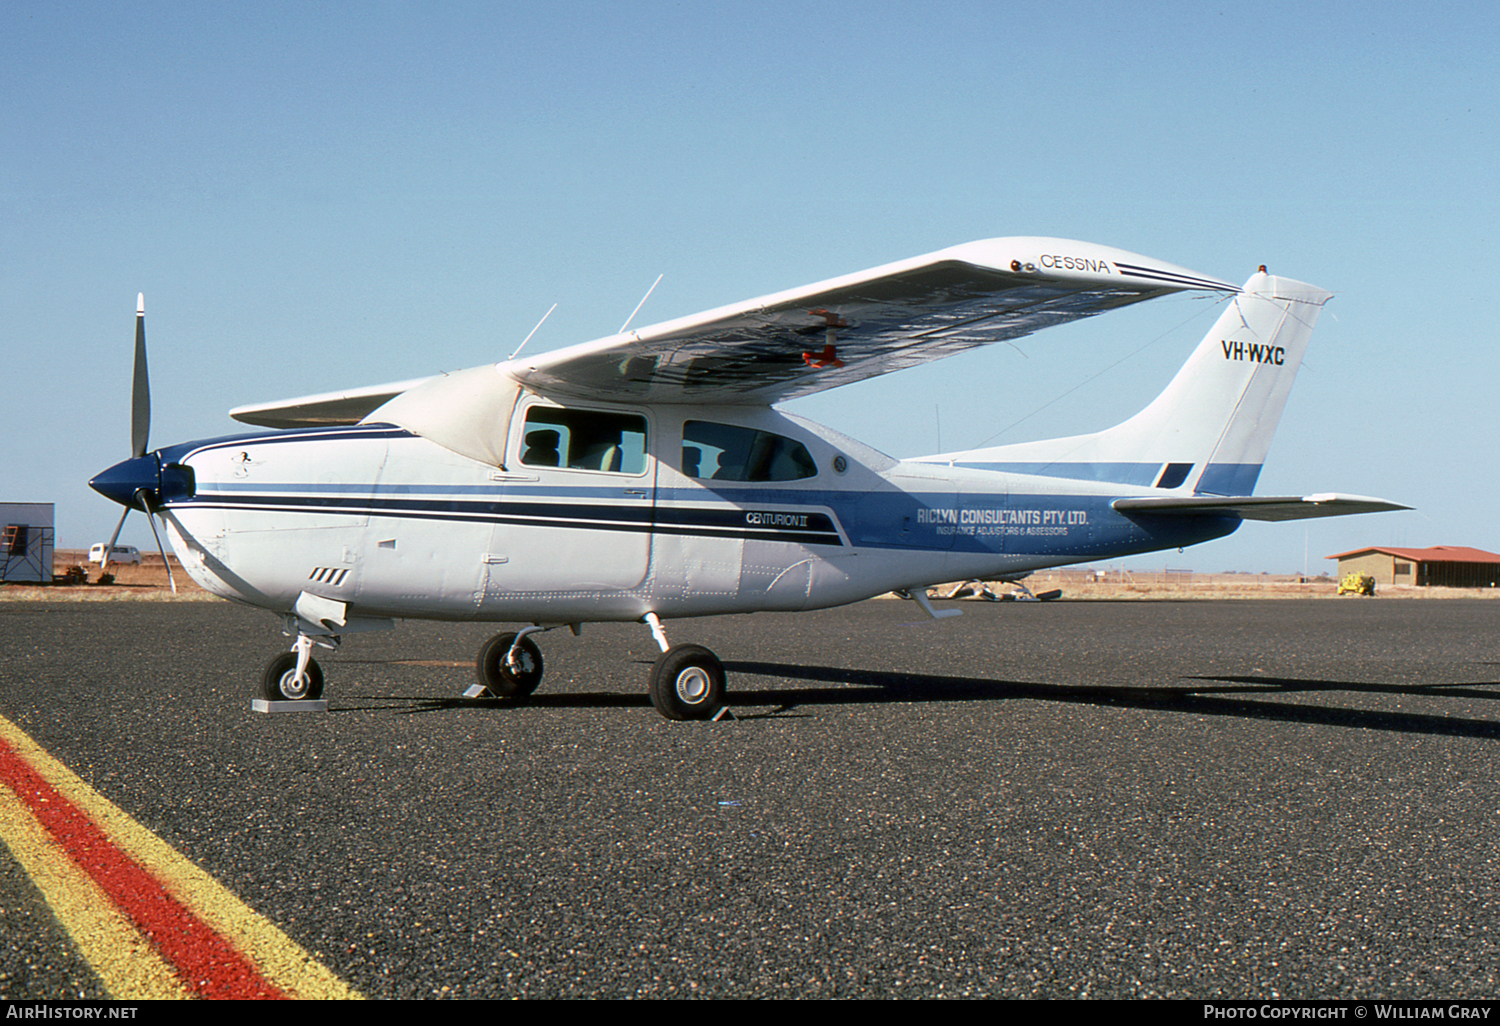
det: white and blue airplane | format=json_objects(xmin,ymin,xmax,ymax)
[{"xmin": 90, "ymin": 237, "xmax": 1407, "ymax": 720}]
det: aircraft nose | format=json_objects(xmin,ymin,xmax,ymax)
[{"xmin": 89, "ymin": 453, "xmax": 160, "ymax": 508}]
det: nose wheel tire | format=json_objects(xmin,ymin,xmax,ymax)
[
  {"xmin": 649, "ymin": 644, "xmax": 726, "ymax": 721},
  {"xmin": 261, "ymin": 652, "xmax": 324, "ymax": 701},
  {"xmin": 476, "ymin": 632, "xmax": 545, "ymax": 699}
]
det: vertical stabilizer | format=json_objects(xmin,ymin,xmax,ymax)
[{"xmin": 924, "ymin": 271, "xmax": 1333, "ymax": 496}]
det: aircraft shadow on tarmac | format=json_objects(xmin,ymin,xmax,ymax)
[
  {"xmin": 347, "ymin": 658, "xmax": 1500, "ymax": 740},
  {"xmin": 720, "ymin": 666, "xmax": 1500, "ymax": 738},
  {"xmin": 715, "ymin": 662, "xmax": 1500, "ymax": 739}
]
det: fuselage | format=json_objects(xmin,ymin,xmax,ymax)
[{"xmin": 94, "ymin": 399, "xmax": 1237, "ymax": 625}]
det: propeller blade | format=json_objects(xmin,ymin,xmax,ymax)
[
  {"xmin": 100, "ymin": 506, "xmax": 131, "ymax": 575},
  {"xmin": 139, "ymin": 496, "xmax": 177, "ymax": 596},
  {"xmin": 131, "ymin": 293, "xmax": 150, "ymax": 459}
]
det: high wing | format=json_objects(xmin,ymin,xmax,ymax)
[
  {"xmin": 230, "ymin": 376, "xmax": 434, "ymax": 429},
  {"xmin": 510, "ymin": 237, "xmax": 1237, "ymax": 406},
  {"xmin": 1113, "ymin": 494, "xmax": 1413, "ymax": 523},
  {"xmin": 229, "ymin": 237, "xmax": 1236, "ymax": 427}
]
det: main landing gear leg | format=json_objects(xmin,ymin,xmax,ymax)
[{"xmin": 643, "ymin": 612, "xmax": 729, "ymax": 722}]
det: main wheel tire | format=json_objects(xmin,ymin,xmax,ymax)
[
  {"xmin": 476, "ymin": 632, "xmax": 544, "ymax": 699},
  {"xmin": 260, "ymin": 652, "xmax": 324, "ymax": 701},
  {"xmin": 649, "ymin": 644, "xmax": 726, "ymax": 721}
]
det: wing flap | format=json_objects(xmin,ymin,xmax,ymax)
[{"xmin": 1113, "ymin": 493, "xmax": 1411, "ymax": 522}]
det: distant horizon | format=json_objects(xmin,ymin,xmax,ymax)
[{"xmin": 35, "ymin": 539, "xmax": 1411, "ymax": 580}]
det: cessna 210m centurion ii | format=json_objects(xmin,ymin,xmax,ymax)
[{"xmin": 90, "ymin": 237, "xmax": 1407, "ymax": 720}]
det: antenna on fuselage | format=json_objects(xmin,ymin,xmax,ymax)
[
  {"xmin": 508, "ymin": 303, "xmax": 558, "ymax": 361},
  {"xmin": 618, "ymin": 274, "xmax": 664, "ymax": 334}
]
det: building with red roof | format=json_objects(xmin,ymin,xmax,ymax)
[{"xmin": 1326, "ymin": 546, "xmax": 1500, "ymax": 588}]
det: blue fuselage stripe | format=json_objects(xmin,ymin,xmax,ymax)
[{"xmin": 181, "ymin": 492, "xmax": 846, "ymax": 547}]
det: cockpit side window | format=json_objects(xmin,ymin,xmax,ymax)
[
  {"xmin": 682, "ymin": 421, "xmax": 817, "ymax": 482},
  {"xmin": 520, "ymin": 407, "xmax": 648, "ymax": 474}
]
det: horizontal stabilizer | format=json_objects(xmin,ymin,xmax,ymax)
[{"xmin": 1113, "ymin": 493, "xmax": 1411, "ymax": 523}]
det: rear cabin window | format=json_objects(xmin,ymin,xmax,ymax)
[
  {"xmin": 520, "ymin": 407, "xmax": 648, "ymax": 474},
  {"xmin": 682, "ymin": 421, "xmax": 817, "ymax": 482}
]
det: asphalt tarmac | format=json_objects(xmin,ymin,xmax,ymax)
[{"xmin": 2, "ymin": 596, "xmax": 1499, "ymax": 999}]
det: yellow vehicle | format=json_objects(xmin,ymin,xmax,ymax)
[{"xmin": 1338, "ymin": 573, "xmax": 1376, "ymax": 596}]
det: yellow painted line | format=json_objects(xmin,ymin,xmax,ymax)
[
  {"xmin": 0, "ymin": 779, "xmax": 193, "ymax": 999},
  {"xmin": 0, "ymin": 715, "xmax": 362, "ymax": 1000}
]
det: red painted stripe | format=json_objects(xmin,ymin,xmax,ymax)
[{"xmin": 0, "ymin": 737, "xmax": 285, "ymax": 1000}]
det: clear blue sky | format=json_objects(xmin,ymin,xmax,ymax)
[{"xmin": 5, "ymin": 0, "xmax": 1496, "ymax": 573}]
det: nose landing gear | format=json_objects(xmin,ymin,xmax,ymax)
[{"xmin": 259, "ymin": 633, "xmax": 329, "ymax": 703}]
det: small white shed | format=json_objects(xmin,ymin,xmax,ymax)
[{"xmin": 1, "ymin": 503, "xmax": 55, "ymax": 584}]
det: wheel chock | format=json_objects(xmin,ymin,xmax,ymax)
[{"xmin": 251, "ymin": 698, "xmax": 330, "ymax": 714}]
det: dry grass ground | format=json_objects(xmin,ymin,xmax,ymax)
[
  {"xmin": 0, "ymin": 550, "xmax": 216, "ymax": 602},
  {"xmin": 4, "ymin": 552, "xmax": 1497, "ymax": 603}
]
